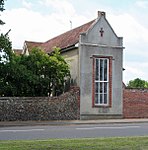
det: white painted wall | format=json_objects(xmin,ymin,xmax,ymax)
[
  {"xmin": 79, "ymin": 13, "xmax": 123, "ymax": 119},
  {"xmin": 62, "ymin": 48, "xmax": 79, "ymax": 86}
]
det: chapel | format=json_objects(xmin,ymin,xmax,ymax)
[{"xmin": 22, "ymin": 11, "xmax": 124, "ymax": 119}]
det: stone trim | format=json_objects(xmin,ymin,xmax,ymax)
[
  {"xmin": 80, "ymin": 42, "xmax": 125, "ymax": 49},
  {"xmin": 81, "ymin": 114, "xmax": 122, "ymax": 120}
]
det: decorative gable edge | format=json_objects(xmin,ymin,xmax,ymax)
[
  {"xmin": 22, "ymin": 41, "xmax": 29, "ymax": 55},
  {"xmin": 81, "ymin": 11, "xmax": 123, "ymax": 47}
]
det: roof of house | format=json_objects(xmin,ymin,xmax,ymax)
[
  {"xmin": 13, "ymin": 49, "xmax": 23, "ymax": 55},
  {"xmin": 42, "ymin": 20, "xmax": 95, "ymax": 53},
  {"xmin": 24, "ymin": 19, "xmax": 95, "ymax": 54},
  {"xmin": 25, "ymin": 41, "xmax": 43, "ymax": 52}
]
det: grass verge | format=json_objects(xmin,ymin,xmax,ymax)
[{"xmin": 0, "ymin": 136, "xmax": 148, "ymax": 150}]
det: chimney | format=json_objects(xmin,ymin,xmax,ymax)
[{"xmin": 98, "ymin": 11, "xmax": 106, "ymax": 18}]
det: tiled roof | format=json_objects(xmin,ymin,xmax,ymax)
[
  {"xmin": 13, "ymin": 49, "xmax": 23, "ymax": 55},
  {"xmin": 25, "ymin": 20, "xmax": 95, "ymax": 54},
  {"xmin": 25, "ymin": 41, "xmax": 43, "ymax": 52},
  {"xmin": 42, "ymin": 20, "xmax": 95, "ymax": 53}
]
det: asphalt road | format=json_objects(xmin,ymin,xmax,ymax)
[{"xmin": 0, "ymin": 123, "xmax": 148, "ymax": 140}]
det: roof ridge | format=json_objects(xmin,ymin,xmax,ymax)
[
  {"xmin": 25, "ymin": 40, "xmax": 43, "ymax": 44},
  {"xmin": 44, "ymin": 19, "xmax": 95, "ymax": 44},
  {"xmin": 41, "ymin": 19, "xmax": 96, "ymax": 53},
  {"xmin": 24, "ymin": 19, "xmax": 96, "ymax": 54}
]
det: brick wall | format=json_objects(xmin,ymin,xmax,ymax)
[
  {"xmin": 123, "ymin": 88, "xmax": 148, "ymax": 118},
  {"xmin": 0, "ymin": 87, "xmax": 80, "ymax": 121}
]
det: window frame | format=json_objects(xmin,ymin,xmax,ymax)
[{"xmin": 92, "ymin": 55, "xmax": 112, "ymax": 107}]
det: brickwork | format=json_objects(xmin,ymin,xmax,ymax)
[
  {"xmin": 123, "ymin": 88, "xmax": 148, "ymax": 118},
  {"xmin": 1, "ymin": 86, "xmax": 148, "ymax": 121},
  {"xmin": 0, "ymin": 87, "xmax": 80, "ymax": 121}
]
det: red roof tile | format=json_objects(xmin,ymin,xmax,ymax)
[
  {"xmin": 24, "ymin": 20, "xmax": 95, "ymax": 54},
  {"xmin": 25, "ymin": 41, "xmax": 43, "ymax": 52},
  {"xmin": 13, "ymin": 49, "xmax": 23, "ymax": 55},
  {"xmin": 42, "ymin": 20, "xmax": 95, "ymax": 53}
]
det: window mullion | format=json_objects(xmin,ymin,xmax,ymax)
[
  {"xmin": 103, "ymin": 82, "xmax": 104, "ymax": 104},
  {"xmin": 103, "ymin": 59, "xmax": 104, "ymax": 81},
  {"xmin": 102, "ymin": 60, "xmax": 105, "ymax": 104},
  {"xmin": 98, "ymin": 59, "xmax": 100, "ymax": 81}
]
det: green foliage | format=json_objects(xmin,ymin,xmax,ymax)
[
  {"xmin": 0, "ymin": 1, "xmax": 70, "ymax": 96},
  {"xmin": 0, "ymin": 47, "xmax": 70, "ymax": 96},
  {"xmin": 0, "ymin": 0, "xmax": 12, "ymax": 63},
  {"xmin": 0, "ymin": 0, "xmax": 5, "ymax": 12},
  {"xmin": 0, "ymin": 0, "xmax": 5, "ymax": 25},
  {"xmin": 0, "ymin": 33, "xmax": 12, "ymax": 62},
  {"xmin": 127, "ymin": 78, "xmax": 148, "ymax": 88},
  {"xmin": 145, "ymin": 81, "xmax": 148, "ymax": 88}
]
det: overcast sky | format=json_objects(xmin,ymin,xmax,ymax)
[{"xmin": 1, "ymin": 0, "xmax": 148, "ymax": 84}]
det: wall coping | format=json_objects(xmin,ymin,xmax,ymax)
[{"xmin": 125, "ymin": 88, "xmax": 148, "ymax": 90}]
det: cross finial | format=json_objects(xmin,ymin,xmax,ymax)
[{"xmin": 99, "ymin": 27, "xmax": 104, "ymax": 37}]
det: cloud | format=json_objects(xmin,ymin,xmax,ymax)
[
  {"xmin": 108, "ymin": 14, "xmax": 148, "ymax": 58},
  {"xmin": 123, "ymin": 62, "xmax": 148, "ymax": 84},
  {"xmin": 108, "ymin": 13, "xmax": 148, "ymax": 83},
  {"xmin": 135, "ymin": 0, "xmax": 148, "ymax": 8},
  {"xmin": 108, "ymin": 13, "xmax": 148, "ymax": 43},
  {"xmin": 1, "ymin": 1, "xmax": 88, "ymax": 48},
  {"xmin": 22, "ymin": 0, "xmax": 32, "ymax": 9},
  {"xmin": 1, "ymin": 8, "xmax": 48, "ymax": 48},
  {"xmin": 39, "ymin": 0, "xmax": 75, "ymax": 15},
  {"xmin": 38, "ymin": 0, "xmax": 89, "ymax": 27}
]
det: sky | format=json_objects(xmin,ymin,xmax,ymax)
[{"xmin": 1, "ymin": 0, "xmax": 148, "ymax": 84}]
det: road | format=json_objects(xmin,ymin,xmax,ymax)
[{"xmin": 0, "ymin": 123, "xmax": 148, "ymax": 140}]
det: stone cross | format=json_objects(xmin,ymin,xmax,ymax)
[{"xmin": 99, "ymin": 27, "xmax": 104, "ymax": 37}]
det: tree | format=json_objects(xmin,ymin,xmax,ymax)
[
  {"xmin": 0, "ymin": 0, "xmax": 12, "ymax": 63},
  {"xmin": 0, "ymin": 0, "xmax": 70, "ymax": 96},
  {"xmin": 0, "ymin": 0, "xmax": 14, "ymax": 96},
  {"xmin": 48, "ymin": 47, "xmax": 70, "ymax": 95},
  {"xmin": 0, "ymin": 32, "xmax": 12, "ymax": 62},
  {"xmin": 145, "ymin": 81, "xmax": 148, "ymax": 88},
  {"xmin": 0, "ymin": 0, "xmax": 5, "ymax": 25},
  {"xmin": 127, "ymin": 78, "xmax": 148, "ymax": 88},
  {"xmin": 23, "ymin": 47, "xmax": 70, "ymax": 96},
  {"xmin": 0, "ymin": 47, "xmax": 70, "ymax": 96}
]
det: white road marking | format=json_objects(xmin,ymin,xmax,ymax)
[
  {"xmin": 0, "ymin": 129, "xmax": 45, "ymax": 133},
  {"xmin": 76, "ymin": 126, "xmax": 140, "ymax": 130}
]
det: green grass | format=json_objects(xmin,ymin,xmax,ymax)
[{"xmin": 0, "ymin": 136, "xmax": 148, "ymax": 150}]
